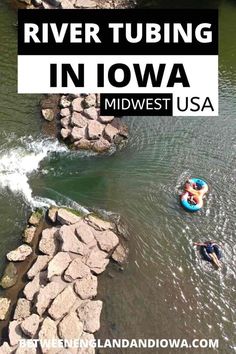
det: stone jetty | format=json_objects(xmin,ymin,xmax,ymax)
[{"xmin": 0, "ymin": 208, "xmax": 128, "ymax": 353}]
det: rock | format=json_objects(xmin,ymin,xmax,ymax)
[
  {"xmin": 13, "ymin": 298, "xmax": 31, "ymax": 320},
  {"xmin": 57, "ymin": 208, "xmax": 81, "ymax": 225},
  {"xmin": 58, "ymin": 312, "xmax": 83, "ymax": 340},
  {"xmin": 23, "ymin": 272, "xmax": 47, "ymax": 301},
  {"xmin": 99, "ymin": 115, "xmax": 114, "ymax": 123},
  {"xmin": 41, "ymin": 108, "xmax": 54, "ymax": 122},
  {"xmin": 75, "ymin": 0, "xmax": 97, "ymax": 8},
  {"xmin": 59, "ymin": 226, "xmax": 85, "ymax": 255},
  {"xmin": 104, "ymin": 123, "xmax": 119, "ymax": 142},
  {"xmin": 94, "ymin": 230, "xmax": 119, "ymax": 253},
  {"xmin": 112, "ymin": 118, "xmax": 129, "ymax": 138},
  {"xmin": 0, "ymin": 342, "xmax": 14, "ymax": 354},
  {"xmin": 61, "ymin": 128, "xmax": 71, "ymax": 140},
  {"xmin": 75, "ymin": 223, "xmax": 96, "ymax": 245},
  {"xmin": 36, "ymin": 281, "xmax": 65, "ymax": 316},
  {"xmin": 60, "ymin": 116, "xmax": 71, "ymax": 128},
  {"xmin": 71, "ymin": 126, "xmax": 86, "ymax": 141},
  {"xmin": 83, "ymin": 107, "xmax": 98, "ymax": 120},
  {"xmin": 6, "ymin": 245, "xmax": 32, "ymax": 262},
  {"xmin": 74, "ymin": 274, "xmax": 98, "ymax": 300},
  {"xmin": 87, "ymin": 215, "xmax": 113, "ymax": 231},
  {"xmin": 71, "ymin": 112, "xmax": 88, "ymax": 128},
  {"xmin": 77, "ymin": 300, "xmax": 102, "ymax": 333},
  {"xmin": 47, "ymin": 252, "xmax": 72, "ymax": 280},
  {"xmin": 48, "ymin": 207, "xmax": 58, "ymax": 223},
  {"xmin": 85, "ymin": 249, "xmax": 109, "ymax": 274},
  {"xmin": 9, "ymin": 321, "xmax": 24, "ymax": 346},
  {"xmin": 27, "ymin": 255, "xmax": 51, "ymax": 279},
  {"xmin": 46, "ymin": 0, "xmax": 61, "ymax": 7},
  {"xmin": 38, "ymin": 317, "xmax": 58, "ymax": 354},
  {"xmin": 92, "ymin": 137, "xmax": 111, "ymax": 153},
  {"xmin": 64, "ymin": 257, "xmax": 91, "ymax": 282},
  {"xmin": 60, "ymin": 95, "xmax": 71, "ymax": 108},
  {"xmin": 87, "ymin": 121, "xmax": 104, "ymax": 140},
  {"xmin": 78, "ymin": 332, "xmax": 95, "ymax": 354},
  {"xmin": 60, "ymin": 108, "xmax": 70, "ymax": 117},
  {"xmin": 15, "ymin": 346, "xmax": 37, "ymax": 354},
  {"xmin": 23, "ymin": 226, "xmax": 36, "ymax": 244},
  {"xmin": 39, "ymin": 227, "xmax": 59, "ymax": 256},
  {"xmin": 48, "ymin": 286, "xmax": 77, "ymax": 320},
  {"xmin": 61, "ymin": 0, "xmax": 75, "ymax": 8},
  {"xmin": 111, "ymin": 243, "xmax": 128, "ymax": 264},
  {"xmin": 32, "ymin": 0, "xmax": 42, "ymax": 7},
  {"xmin": 28, "ymin": 211, "xmax": 42, "ymax": 226},
  {"xmin": 84, "ymin": 94, "xmax": 96, "ymax": 108},
  {"xmin": 72, "ymin": 97, "xmax": 83, "ymax": 112},
  {"xmin": 21, "ymin": 314, "xmax": 40, "ymax": 338},
  {"xmin": 0, "ymin": 297, "xmax": 11, "ymax": 320},
  {"xmin": 0, "ymin": 263, "xmax": 18, "ymax": 289},
  {"xmin": 74, "ymin": 138, "xmax": 92, "ymax": 150}
]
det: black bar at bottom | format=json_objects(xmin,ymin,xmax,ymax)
[{"xmin": 100, "ymin": 93, "xmax": 173, "ymax": 116}]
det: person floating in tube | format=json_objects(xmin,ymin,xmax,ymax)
[
  {"xmin": 185, "ymin": 179, "xmax": 197, "ymax": 204},
  {"xmin": 194, "ymin": 241, "xmax": 222, "ymax": 269}
]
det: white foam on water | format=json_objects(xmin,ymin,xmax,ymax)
[{"xmin": 0, "ymin": 136, "xmax": 67, "ymax": 207}]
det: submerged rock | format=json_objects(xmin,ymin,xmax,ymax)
[
  {"xmin": 6, "ymin": 245, "xmax": 32, "ymax": 262},
  {"xmin": 92, "ymin": 137, "xmax": 111, "ymax": 153},
  {"xmin": 0, "ymin": 263, "xmax": 18, "ymax": 289},
  {"xmin": 28, "ymin": 210, "xmax": 42, "ymax": 226},
  {"xmin": 74, "ymin": 138, "xmax": 92, "ymax": 150},
  {"xmin": 41, "ymin": 108, "xmax": 55, "ymax": 122},
  {"xmin": 0, "ymin": 297, "xmax": 11, "ymax": 320},
  {"xmin": 23, "ymin": 226, "xmax": 36, "ymax": 244}
]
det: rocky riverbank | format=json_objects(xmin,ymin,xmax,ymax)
[
  {"xmin": 0, "ymin": 207, "xmax": 128, "ymax": 353},
  {"xmin": 41, "ymin": 94, "xmax": 129, "ymax": 153}
]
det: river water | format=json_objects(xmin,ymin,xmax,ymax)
[{"xmin": 0, "ymin": 1, "xmax": 236, "ymax": 353}]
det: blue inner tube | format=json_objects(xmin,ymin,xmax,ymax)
[
  {"xmin": 189, "ymin": 178, "xmax": 208, "ymax": 189},
  {"xmin": 200, "ymin": 245, "xmax": 222, "ymax": 262}
]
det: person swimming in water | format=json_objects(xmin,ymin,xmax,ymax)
[{"xmin": 194, "ymin": 241, "xmax": 221, "ymax": 268}]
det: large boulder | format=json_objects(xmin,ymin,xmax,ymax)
[
  {"xmin": 77, "ymin": 300, "xmax": 103, "ymax": 333},
  {"xmin": 85, "ymin": 249, "xmax": 109, "ymax": 274},
  {"xmin": 7, "ymin": 245, "xmax": 32, "ymax": 262},
  {"xmin": 27, "ymin": 255, "xmax": 51, "ymax": 279},
  {"xmin": 60, "ymin": 107, "xmax": 70, "ymax": 117},
  {"xmin": 71, "ymin": 126, "xmax": 86, "ymax": 141},
  {"xmin": 20, "ymin": 314, "xmax": 40, "ymax": 338},
  {"xmin": 84, "ymin": 94, "xmax": 96, "ymax": 108},
  {"xmin": 72, "ymin": 97, "xmax": 83, "ymax": 112},
  {"xmin": 48, "ymin": 286, "xmax": 77, "ymax": 320},
  {"xmin": 104, "ymin": 123, "xmax": 119, "ymax": 142},
  {"xmin": 36, "ymin": 281, "xmax": 66, "ymax": 316},
  {"xmin": 9, "ymin": 320, "xmax": 25, "ymax": 346},
  {"xmin": 64, "ymin": 257, "xmax": 91, "ymax": 282},
  {"xmin": 48, "ymin": 207, "xmax": 58, "ymax": 223},
  {"xmin": 0, "ymin": 262, "xmax": 18, "ymax": 289},
  {"xmin": 71, "ymin": 112, "xmax": 88, "ymax": 128},
  {"xmin": 59, "ymin": 225, "xmax": 85, "ymax": 255},
  {"xmin": 92, "ymin": 138, "xmax": 111, "ymax": 153},
  {"xmin": 61, "ymin": 128, "xmax": 71, "ymax": 140},
  {"xmin": 86, "ymin": 215, "xmax": 113, "ymax": 231},
  {"xmin": 112, "ymin": 243, "xmax": 128, "ymax": 264},
  {"xmin": 74, "ymin": 138, "xmax": 92, "ymax": 150},
  {"xmin": 87, "ymin": 121, "xmax": 104, "ymax": 140},
  {"xmin": 0, "ymin": 297, "xmax": 11, "ymax": 320},
  {"xmin": 99, "ymin": 115, "xmax": 114, "ymax": 123},
  {"xmin": 58, "ymin": 312, "xmax": 83, "ymax": 340},
  {"xmin": 74, "ymin": 274, "xmax": 98, "ymax": 300},
  {"xmin": 23, "ymin": 272, "xmax": 47, "ymax": 301},
  {"xmin": 75, "ymin": 223, "xmax": 96, "ymax": 245},
  {"xmin": 60, "ymin": 95, "xmax": 71, "ymax": 108},
  {"xmin": 38, "ymin": 317, "xmax": 58, "ymax": 354},
  {"xmin": 61, "ymin": 0, "xmax": 75, "ymax": 9},
  {"xmin": 61, "ymin": 116, "xmax": 71, "ymax": 129},
  {"xmin": 23, "ymin": 226, "xmax": 36, "ymax": 244},
  {"xmin": 39, "ymin": 227, "xmax": 59, "ymax": 256},
  {"xmin": 0, "ymin": 342, "xmax": 14, "ymax": 354},
  {"xmin": 83, "ymin": 107, "xmax": 98, "ymax": 120},
  {"xmin": 47, "ymin": 252, "xmax": 72, "ymax": 280},
  {"xmin": 13, "ymin": 298, "xmax": 31, "ymax": 320},
  {"xmin": 94, "ymin": 230, "xmax": 119, "ymax": 253},
  {"xmin": 57, "ymin": 208, "xmax": 81, "ymax": 225},
  {"xmin": 28, "ymin": 211, "xmax": 42, "ymax": 226}
]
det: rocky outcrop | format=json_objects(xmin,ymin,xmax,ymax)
[{"xmin": 0, "ymin": 206, "xmax": 127, "ymax": 352}]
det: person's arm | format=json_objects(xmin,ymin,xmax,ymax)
[{"xmin": 193, "ymin": 242, "xmax": 206, "ymax": 246}]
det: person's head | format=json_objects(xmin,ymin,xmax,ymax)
[{"xmin": 206, "ymin": 244, "xmax": 214, "ymax": 253}]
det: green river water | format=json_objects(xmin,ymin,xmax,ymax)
[{"xmin": 0, "ymin": 1, "xmax": 236, "ymax": 353}]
